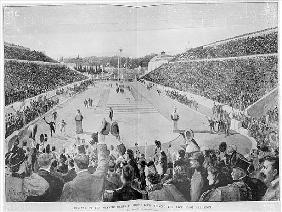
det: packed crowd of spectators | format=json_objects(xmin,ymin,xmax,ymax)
[
  {"xmin": 5, "ymin": 60, "xmax": 87, "ymax": 105},
  {"xmin": 143, "ymin": 55, "xmax": 278, "ymax": 110},
  {"xmin": 5, "ymin": 97, "xmax": 59, "ymax": 138},
  {"xmin": 173, "ymin": 29, "xmax": 277, "ymax": 61},
  {"xmin": 166, "ymin": 90, "xmax": 199, "ymax": 111},
  {"xmin": 5, "ymin": 79, "xmax": 95, "ymax": 139},
  {"xmin": 4, "ymin": 44, "xmax": 56, "ymax": 62},
  {"xmin": 238, "ymin": 106, "xmax": 279, "ymax": 149},
  {"xmin": 5, "ymin": 127, "xmax": 279, "ymax": 202}
]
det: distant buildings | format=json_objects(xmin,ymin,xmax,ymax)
[{"xmin": 147, "ymin": 51, "xmax": 173, "ymax": 74}]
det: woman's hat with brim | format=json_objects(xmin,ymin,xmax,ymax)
[{"xmin": 232, "ymin": 157, "xmax": 251, "ymax": 174}]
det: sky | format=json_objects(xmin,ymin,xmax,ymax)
[{"xmin": 3, "ymin": 2, "xmax": 278, "ymax": 59}]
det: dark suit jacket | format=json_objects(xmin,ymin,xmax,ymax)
[
  {"xmin": 112, "ymin": 184, "xmax": 144, "ymax": 202},
  {"xmin": 62, "ymin": 168, "xmax": 77, "ymax": 183},
  {"xmin": 60, "ymin": 143, "xmax": 109, "ymax": 202},
  {"xmin": 26, "ymin": 169, "xmax": 64, "ymax": 202}
]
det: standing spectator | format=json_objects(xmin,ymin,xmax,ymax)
[
  {"xmin": 26, "ymin": 153, "xmax": 64, "ymax": 202},
  {"xmin": 229, "ymin": 158, "xmax": 253, "ymax": 201},
  {"xmin": 125, "ymin": 149, "xmax": 140, "ymax": 180},
  {"xmin": 199, "ymin": 165, "xmax": 233, "ymax": 201},
  {"xmin": 109, "ymin": 107, "xmax": 113, "ymax": 121},
  {"xmin": 225, "ymin": 113, "xmax": 231, "ymax": 136},
  {"xmin": 171, "ymin": 107, "xmax": 179, "ymax": 131},
  {"xmin": 208, "ymin": 117, "xmax": 215, "ymax": 134},
  {"xmin": 105, "ymin": 165, "xmax": 145, "ymax": 202},
  {"xmin": 62, "ymin": 159, "xmax": 77, "ymax": 183},
  {"xmin": 105, "ymin": 161, "xmax": 122, "ymax": 190},
  {"xmin": 138, "ymin": 159, "xmax": 147, "ymax": 190},
  {"xmin": 5, "ymin": 148, "xmax": 49, "ymax": 202},
  {"xmin": 60, "ymin": 142, "xmax": 109, "ymax": 202},
  {"xmin": 75, "ymin": 109, "xmax": 83, "ymax": 134},
  {"xmin": 153, "ymin": 140, "xmax": 162, "ymax": 164},
  {"xmin": 156, "ymin": 151, "xmax": 168, "ymax": 177},
  {"xmin": 43, "ymin": 117, "xmax": 56, "ymax": 137},
  {"xmin": 52, "ymin": 111, "xmax": 58, "ymax": 123},
  {"xmin": 57, "ymin": 154, "xmax": 68, "ymax": 174},
  {"xmin": 189, "ymin": 152, "xmax": 208, "ymax": 201},
  {"xmin": 60, "ymin": 119, "xmax": 67, "ymax": 134}
]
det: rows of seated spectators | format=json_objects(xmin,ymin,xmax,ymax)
[
  {"xmin": 5, "ymin": 97, "xmax": 59, "ymax": 138},
  {"xmin": 5, "ymin": 60, "xmax": 87, "ymax": 105},
  {"xmin": 237, "ymin": 106, "xmax": 278, "ymax": 149},
  {"xmin": 142, "ymin": 55, "xmax": 278, "ymax": 110},
  {"xmin": 5, "ymin": 79, "xmax": 95, "ymax": 138},
  {"xmin": 4, "ymin": 45, "xmax": 56, "ymax": 62},
  {"xmin": 173, "ymin": 30, "xmax": 277, "ymax": 61},
  {"xmin": 5, "ymin": 123, "xmax": 279, "ymax": 202},
  {"xmin": 166, "ymin": 90, "xmax": 199, "ymax": 110}
]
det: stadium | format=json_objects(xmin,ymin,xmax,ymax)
[{"xmin": 3, "ymin": 3, "xmax": 279, "ymax": 205}]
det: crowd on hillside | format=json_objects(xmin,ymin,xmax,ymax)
[
  {"xmin": 5, "ymin": 125, "xmax": 279, "ymax": 202},
  {"xmin": 143, "ymin": 55, "xmax": 278, "ymax": 110},
  {"xmin": 5, "ymin": 61, "xmax": 87, "ymax": 105},
  {"xmin": 174, "ymin": 31, "xmax": 277, "ymax": 61},
  {"xmin": 4, "ymin": 45, "xmax": 56, "ymax": 62}
]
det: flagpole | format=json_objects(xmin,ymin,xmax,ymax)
[{"xmin": 145, "ymin": 141, "xmax": 147, "ymax": 160}]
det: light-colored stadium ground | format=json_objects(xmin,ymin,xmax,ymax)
[{"xmin": 11, "ymin": 81, "xmax": 253, "ymax": 158}]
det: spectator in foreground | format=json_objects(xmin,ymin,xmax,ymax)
[
  {"xmin": 60, "ymin": 142, "xmax": 109, "ymax": 202},
  {"xmin": 26, "ymin": 153, "xmax": 64, "ymax": 202},
  {"xmin": 199, "ymin": 165, "xmax": 233, "ymax": 201},
  {"xmin": 62, "ymin": 159, "xmax": 77, "ymax": 183},
  {"xmin": 261, "ymin": 156, "xmax": 279, "ymax": 201},
  {"xmin": 189, "ymin": 152, "xmax": 208, "ymax": 201},
  {"xmin": 5, "ymin": 148, "xmax": 49, "ymax": 202},
  {"xmin": 106, "ymin": 165, "xmax": 145, "ymax": 202}
]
